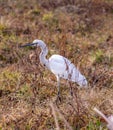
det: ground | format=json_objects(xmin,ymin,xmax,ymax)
[{"xmin": 0, "ymin": 0, "xmax": 113, "ymax": 129}]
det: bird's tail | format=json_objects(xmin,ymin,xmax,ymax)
[{"xmin": 68, "ymin": 64, "xmax": 88, "ymax": 87}]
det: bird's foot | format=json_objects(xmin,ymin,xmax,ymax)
[
  {"xmin": 70, "ymin": 89, "xmax": 74, "ymax": 97},
  {"xmin": 70, "ymin": 91, "xmax": 73, "ymax": 96},
  {"xmin": 55, "ymin": 95, "xmax": 62, "ymax": 103}
]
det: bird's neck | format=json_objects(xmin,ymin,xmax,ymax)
[{"xmin": 39, "ymin": 45, "xmax": 50, "ymax": 69}]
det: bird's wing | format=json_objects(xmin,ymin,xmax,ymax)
[
  {"xmin": 49, "ymin": 54, "xmax": 71, "ymax": 75},
  {"xmin": 49, "ymin": 54, "xmax": 87, "ymax": 87}
]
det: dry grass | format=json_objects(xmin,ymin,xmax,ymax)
[{"xmin": 0, "ymin": 0, "xmax": 113, "ymax": 129}]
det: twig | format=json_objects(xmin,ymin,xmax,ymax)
[
  {"xmin": 94, "ymin": 107, "xmax": 109, "ymax": 123},
  {"xmin": 50, "ymin": 102, "xmax": 60, "ymax": 130},
  {"xmin": 55, "ymin": 104, "xmax": 73, "ymax": 130},
  {"xmin": 94, "ymin": 107, "xmax": 113, "ymax": 130}
]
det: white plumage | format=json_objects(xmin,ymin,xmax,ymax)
[
  {"xmin": 49, "ymin": 54, "xmax": 87, "ymax": 86},
  {"xmin": 21, "ymin": 39, "xmax": 88, "ymax": 99}
]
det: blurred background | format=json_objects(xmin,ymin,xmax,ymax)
[{"xmin": 0, "ymin": 0, "xmax": 113, "ymax": 129}]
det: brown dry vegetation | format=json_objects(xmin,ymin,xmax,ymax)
[{"xmin": 0, "ymin": 0, "xmax": 113, "ymax": 129}]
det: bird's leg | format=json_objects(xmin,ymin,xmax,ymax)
[
  {"xmin": 56, "ymin": 75, "xmax": 61, "ymax": 101},
  {"xmin": 69, "ymin": 81, "xmax": 73, "ymax": 96}
]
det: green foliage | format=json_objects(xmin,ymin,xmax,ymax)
[
  {"xmin": 0, "ymin": 23, "xmax": 10, "ymax": 37},
  {"xmin": 42, "ymin": 12, "xmax": 58, "ymax": 28},
  {"xmin": 31, "ymin": 9, "xmax": 41, "ymax": 16},
  {"xmin": 0, "ymin": 24, "xmax": 6, "ymax": 32},
  {"xmin": 94, "ymin": 50, "xmax": 104, "ymax": 63},
  {"xmin": 90, "ymin": 49, "xmax": 104, "ymax": 64},
  {"xmin": 0, "ymin": 54, "xmax": 6, "ymax": 61},
  {"xmin": 87, "ymin": 118, "xmax": 107, "ymax": 130},
  {"xmin": 18, "ymin": 83, "xmax": 32, "ymax": 98},
  {"xmin": 0, "ymin": 70, "xmax": 21, "ymax": 90},
  {"xmin": 25, "ymin": 124, "xmax": 31, "ymax": 130},
  {"xmin": 42, "ymin": 12, "xmax": 53, "ymax": 22}
]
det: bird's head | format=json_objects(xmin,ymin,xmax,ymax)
[{"xmin": 20, "ymin": 39, "xmax": 45, "ymax": 48}]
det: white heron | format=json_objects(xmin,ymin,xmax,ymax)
[{"xmin": 20, "ymin": 39, "xmax": 87, "ymax": 99}]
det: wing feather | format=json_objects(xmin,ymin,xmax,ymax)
[{"xmin": 49, "ymin": 54, "xmax": 87, "ymax": 87}]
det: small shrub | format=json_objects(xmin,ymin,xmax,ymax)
[
  {"xmin": 0, "ymin": 70, "xmax": 21, "ymax": 91},
  {"xmin": 42, "ymin": 12, "xmax": 58, "ymax": 27},
  {"xmin": 42, "ymin": 12, "xmax": 53, "ymax": 22}
]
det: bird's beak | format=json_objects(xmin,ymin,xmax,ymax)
[{"xmin": 19, "ymin": 43, "xmax": 35, "ymax": 48}]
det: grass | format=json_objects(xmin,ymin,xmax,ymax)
[{"xmin": 0, "ymin": 0, "xmax": 113, "ymax": 129}]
